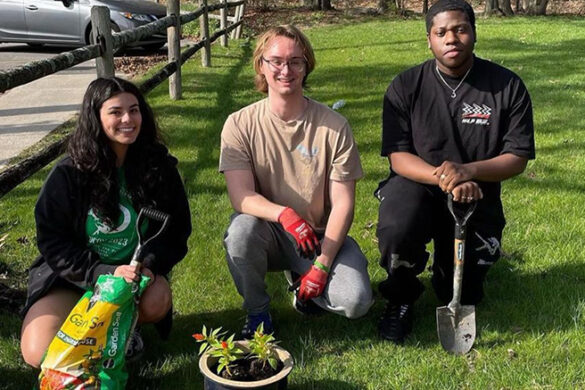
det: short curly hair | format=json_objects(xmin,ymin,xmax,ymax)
[
  {"xmin": 253, "ymin": 25, "xmax": 316, "ymax": 94},
  {"xmin": 425, "ymin": 0, "xmax": 476, "ymax": 35}
]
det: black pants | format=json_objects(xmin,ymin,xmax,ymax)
[{"xmin": 376, "ymin": 176, "xmax": 504, "ymax": 305}]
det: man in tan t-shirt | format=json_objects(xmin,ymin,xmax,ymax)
[{"xmin": 219, "ymin": 25, "xmax": 373, "ymax": 339}]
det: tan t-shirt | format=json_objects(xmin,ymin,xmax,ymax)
[{"xmin": 219, "ymin": 97, "xmax": 363, "ymax": 232}]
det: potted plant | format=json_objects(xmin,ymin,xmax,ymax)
[{"xmin": 193, "ymin": 324, "xmax": 294, "ymax": 389}]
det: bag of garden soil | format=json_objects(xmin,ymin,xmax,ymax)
[{"xmin": 38, "ymin": 274, "xmax": 149, "ymax": 390}]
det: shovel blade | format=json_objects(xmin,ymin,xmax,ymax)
[{"xmin": 436, "ymin": 305, "xmax": 476, "ymax": 355}]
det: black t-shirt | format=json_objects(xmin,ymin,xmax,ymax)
[{"xmin": 381, "ymin": 56, "xmax": 535, "ymax": 225}]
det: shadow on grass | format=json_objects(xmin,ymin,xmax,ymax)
[
  {"xmin": 147, "ymin": 43, "xmax": 255, "ymax": 198},
  {"xmin": 0, "ymin": 366, "xmax": 37, "ymax": 390},
  {"xmin": 290, "ymin": 379, "xmax": 362, "ymax": 390},
  {"xmin": 126, "ymin": 306, "xmax": 379, "ymax": 389},
  {"xmin": 385, "ymin": 255, "xmax": 585, "ymax": 350}
]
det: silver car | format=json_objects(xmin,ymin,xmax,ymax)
[{"xmin": 0, "ymin": 0, "xmax": 167, "ymax": 50}]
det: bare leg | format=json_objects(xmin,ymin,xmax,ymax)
[
  {"xmin": 138, "ymin": 275, "xmax": 172, "ymax": 323},
  {"xmin": 20, "ymin": 288, "xmax": 82, "ymax": 368}
]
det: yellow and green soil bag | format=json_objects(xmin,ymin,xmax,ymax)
[{"xmin": 39, "ymin": 274, "xmax": 149, "ymax": 390}]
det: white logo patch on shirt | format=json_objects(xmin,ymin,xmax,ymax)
[
  {"xmin": 462, "ymin": 102, "xmax": 492, "ymax": 126},
  {"xmin": 296, "ymin": 144, "xmax": 318, "ymax": 160}
]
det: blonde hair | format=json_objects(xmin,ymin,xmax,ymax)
[{"xmin": 253, "ymin": 25, "xmax": 316, "ymax": 94}]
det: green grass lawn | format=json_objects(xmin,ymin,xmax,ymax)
[{"xmin": 1, "ymin": 16, "xmax": 585, "ymax": 389}]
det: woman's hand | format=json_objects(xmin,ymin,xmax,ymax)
[
  {"xmin": 114, "ymin": 265, "xmax": 155, "ymax": 285},
  {"xmin": 114, "ymin": 264, "xmax": 141, "ymax": 283}
]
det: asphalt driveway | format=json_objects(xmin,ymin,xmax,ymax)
[{"xmin": 0, "ymin": 43, "xmax": 98, "ymax": 170}]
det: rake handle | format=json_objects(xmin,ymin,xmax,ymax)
[{"xmin": 129, "ymin": 208, "xmax": 171, "ymax": 267}]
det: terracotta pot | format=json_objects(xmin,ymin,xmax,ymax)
[{"xmin": 198, "ymin": 340, "xmax": 294, "ymax": 390}]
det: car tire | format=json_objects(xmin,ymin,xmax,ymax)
[
  {"xmin": 141, "ymin": 42, "xmax": 165, "ymax": 52},
  {"xmin": 87, "ymin": 22, "xmax": 123, "ymax": 55}
]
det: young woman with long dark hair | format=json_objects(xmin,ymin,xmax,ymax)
[{"xmin": 20, "ymin": 77, "xmax": 192, "ymax": 368}]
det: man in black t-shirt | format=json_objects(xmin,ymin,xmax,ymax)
[{"xmin": 376, "ymin": 0, "xmax": 535, "ymax": 344}]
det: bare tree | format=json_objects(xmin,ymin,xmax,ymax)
[
  {"xmin": 377, "ymin": 0, "xmax": 403, "ymax": 13},
  {"xmin": 523, "ymin": 0, "xmax": 549, "ymax": 14},
  {"xmin": 303, "ymin": 0, "xmax": 332, "ymax": 10},
  {"xmin": 484, "ymin": 0, "xmax": 503, "ymax": 15},
  {"xmin": 395, "ymin": 0, "xmax": 405, "ymax": 11},
  {"xmin": 377, "ymin": 0, "xmax": 389, "ymax": 12},
  {"xmin": 501, "ymin": 0, "xmax": 514, "ymax": 15}
]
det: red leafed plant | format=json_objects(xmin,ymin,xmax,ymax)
[{"xmin": 193, "ymin": 323, "xmax": 280, "ymax": 380}]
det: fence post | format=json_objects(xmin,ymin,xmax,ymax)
[
  {"xmin": 199, "ymin": 0, "xmax": 211, "ymax": 67},
  {"xmin": 168, "ymin": 0, "xmax": 181, "ymax": 99},
  {"xmin": 220, "ymin": 0, "xmax": 228, "ymax": 47},
  {"xmin": 230, "ymin": 3, "xmax": 240, "ymax": 39},
  {"xmin": 235, "ymin": 3, "xmax": 245, "ymax": 40},
  {"xmin": 91, "ymin": 6, "xmax": 115, "ymax": 78}
]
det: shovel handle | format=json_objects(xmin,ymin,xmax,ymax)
[
  {"xmin": 447, "ymin": 194, "xmax": 476, "ymax": 311},
  {"xmin": 449, "ymin": 238, "xmax": 465, "ymax": 310},
  {"xmin": 447, "ymin": 194, "xmax": 477, "ymax": 240}
]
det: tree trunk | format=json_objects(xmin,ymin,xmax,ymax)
[
  {"xmin": 309, "ymin": 0, "xmax": 332, "ymax": 10},
  {"xmin": 501, "ymin": 0, "xmax": 514, "ymax": 15},
  {"xmin": 515, "ymin": 0, "xmax": 524, "ymax": 13},
  {"xmin": 524, "ymin": 0, "xmax": 548, "ymax": 14},
  {"xmin": 422, "ymin": 0, "xmax": 429, "ymax": 14},
  {"xmin": 485, "ymin": 0, "xmax": 508, "ymax": 16},
  {"xmin": 378, "ymin": 0, "xmax": 388, "ymax": 12},
  {"xmin": 484, "ymin": 0, "xmax": 492, "ymax": 15},
  {"xmin": 395, "ymin": 0, "xmax": 404, "ymax": 12},
  {"xmin": 537, "ymin": 0, "xmax": 549, "ymax": 14}
]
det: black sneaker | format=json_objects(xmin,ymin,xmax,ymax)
[
  {"xmin": 125, "ymin": 329, "xmax": 145, "ymax": 363},
  {"xmin": 285, "ymin": 270, "xmax": 326, "ymax": 316},
  {"xmin": 241, "ymin": 311, "xmax": 273, "ymax": 339},
  {"xmin": 378, "ymin": 303, "xmax": 414, "ymax": 344},
  {"xmin": 293, "ymin": 295, "xmax": 326, "ymax": 316}
]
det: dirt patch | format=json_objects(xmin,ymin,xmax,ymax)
[{"xmin": 114, "ymin": 54, "xmax": 168, "ymax": 79}]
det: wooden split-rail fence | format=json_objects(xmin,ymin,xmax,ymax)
[{"xmin": 0, "ymin": 0, "xmax": 246, "ymax": 198}]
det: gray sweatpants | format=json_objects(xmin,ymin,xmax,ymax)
[{"xmin": 224, "ymin": 213, "xmax": 374, "ymax": 319}]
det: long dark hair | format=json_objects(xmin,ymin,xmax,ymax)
[{"xmin": 68, "ymin": 77, "xmax": 170, "ymax": 226}]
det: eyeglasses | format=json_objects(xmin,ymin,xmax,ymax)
[{"xmin": 261, "ymin": 57, "xmax": 306, "ymax": 72}]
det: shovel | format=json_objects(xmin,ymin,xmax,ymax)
[
  {"xmin": 125, "ymin": 207, "xmax": 171, "ymax": 355},
  {"xmin": 436, "ymin": 194, "xmax": 477, "ymax": 355}
]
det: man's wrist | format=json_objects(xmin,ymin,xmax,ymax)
[
  {"xmin": 313, "ymin": 259, "xmax": 330, "ymax": 273},
  {"xmin": 277, "ymin": 206, "xmax": 294, "ymax": 224}
]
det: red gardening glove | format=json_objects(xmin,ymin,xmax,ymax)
[
  {"xmin": 278, "ymin": 207, "xmax": 320, "ymax": 257},
  {"xmin": 297, "ymin": 265, "xmax": 329, "ymax": 301}
]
